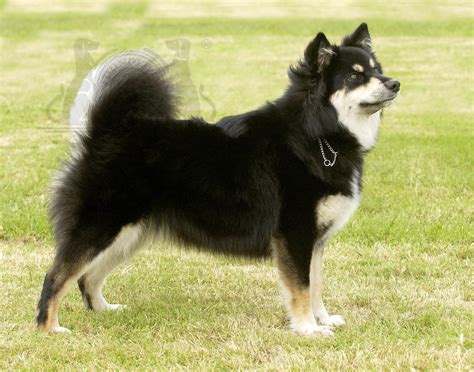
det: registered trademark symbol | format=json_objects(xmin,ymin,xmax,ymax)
[{"xmin": 201, "ymin": 39, "xmax": 212, "ymax": 49}]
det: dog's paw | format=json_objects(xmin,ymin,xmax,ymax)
[
  {"xmin": 317, "ymin": 314, "xmax": 346, "ymax": 327},
  {"xmin": 50, "ymin": 325, "xmax": 72, "ymax": 334},
  {"xmin": 93, "ymin": 301, "xmax": 127, "ymax": 311},
  {"xmin": 313, "ymin": 325, "xmax": 334, "ymax": 337},
  {"xmin": 292, "ymin": 322, "xmax": 334, "ymax": 337},
  {"xmin": 104, "ymin": 303, "xmax": 126, "ymax": 311}
]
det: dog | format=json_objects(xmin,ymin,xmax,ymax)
[{"xmin": 37, "ymin": 23, "xmax": 399, "ymax": 336}]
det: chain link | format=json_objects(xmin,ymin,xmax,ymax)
[{"xmin": 318, "ymin": 138, "xmax": 338, "ymax": 167}]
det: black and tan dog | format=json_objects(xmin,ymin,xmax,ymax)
[{"xmin": 37, "ymin": 24, "xmax": 399, "ymax": 335}]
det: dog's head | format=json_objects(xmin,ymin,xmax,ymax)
[{"xmin": 290, "ymin": 23, "xmax": 400, "ymax": 148}]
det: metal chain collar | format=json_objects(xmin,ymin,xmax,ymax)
[{"xmin": 318, "ymin": 138, "xmax": 338, "ymax": 167}]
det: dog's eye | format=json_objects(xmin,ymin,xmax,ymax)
[{"xmin": 350, "ymin": 73, "xmax": 359, "ymax": 80}]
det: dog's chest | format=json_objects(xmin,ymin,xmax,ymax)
[{"xmin": 315, "ymin": 173, "xmax": 360, "ymax": 240}]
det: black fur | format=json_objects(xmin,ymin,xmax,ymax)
[
  {"xmin": 36, "ymin": 273, "xmax": 54, "ymax": 325},
  {"xmin": 37, "ymin": 24, "xmax": 396, "ymax": 330},
  {"xmin": 77, "ymin": 277, "xmax": 93, "ymax": 310}
]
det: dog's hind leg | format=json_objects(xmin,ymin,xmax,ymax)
[
  {"xmin": 36, "ymin": 247, "xmax": 92, "ymax": 334},
  {"xmin": 77, "ymin": 222, "xmax": 146, "ymax": 312},
  {"xmin": 272, "ymin": 236, "xmax": 333, "ymax": 337}
]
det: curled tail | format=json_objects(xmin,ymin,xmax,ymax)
[{"xmin": 70, "ymin": 50, "xmax": 176, "ymax": 144}]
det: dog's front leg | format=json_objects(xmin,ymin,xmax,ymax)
[
  {"xmin": 310, "ymin": 244, "xmax": 346, "ymax": 327},
  {"xmin": 273, "ymin": 237, "xmax": 333, "ymax": 336}
]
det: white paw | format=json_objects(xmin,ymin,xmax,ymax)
[
  {"xmin": 315, "ymin": 325, "xmax": 334, "ymax": 337},
  {"xmin": 104, "ymin": 303, "xmax": 126, "ymax": 311},
  {"xmin": 93, "ymin": 299, "xmax": 127, "ymax": 311},
  {"xmin": 50, "ymin": 325, "xmax": 72, "ymax": 334},
  {"xmin": 317, "ymin": 314, "xmax": 346, "ymax": 327},
  {"xmin": 292, "ymin": 322, "xmax": 334, "ymax": 337}
]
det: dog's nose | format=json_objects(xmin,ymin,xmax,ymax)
[{"xmin": 384, "ymin": 79, "xmax": 400, "ymax": 93}]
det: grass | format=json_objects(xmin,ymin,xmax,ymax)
[{"xmin": 0, "ymin": 0, "xmax": 473, "ymax": 369}]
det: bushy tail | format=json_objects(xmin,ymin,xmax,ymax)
[{"xmin": 70, "ymin": 50, "xmax": 176, "ymax": 142}]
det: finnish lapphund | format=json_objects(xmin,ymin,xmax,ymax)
[{"xmin": 37, "ymin": 23, "xmax": 400, "ymax": 336}]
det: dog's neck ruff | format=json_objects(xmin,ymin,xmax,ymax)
[{"xmin": 341, "ymin": 111, "xmax": 381, "ymax": 151}]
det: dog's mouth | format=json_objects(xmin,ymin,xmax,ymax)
[{"xmin": 359, "ymin": 95, "xmax": 397, "ymax": 107}]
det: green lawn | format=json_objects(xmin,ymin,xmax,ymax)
[{"xmin": 1, "ymin": 0, "xmax": 473, "ymax": 369}]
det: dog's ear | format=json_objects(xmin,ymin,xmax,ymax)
[
  {"xmin": 304, "ymin": 32, "xmax": 335, "ymax": 73},
  {"xmin": 342, "ymin": 23, "xmax": 372, "ymax": 52}
]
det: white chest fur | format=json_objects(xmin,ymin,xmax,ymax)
[{"xmin": 316, "ymin": 172, "xmax": 360, "ymax": 240}]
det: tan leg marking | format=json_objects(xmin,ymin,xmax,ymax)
[
  {"xmin": 42, "ymin": 278, "xmax": 75, "ymax": 333},
  {"xmin": 38, "ymin": 264, "xmax": 90, "ymax": 334},
  {"xmin": 37, "ymin": 284, "xmax": 71, "ymax": 333},
  {"xmin": 272, "ymin": 238, "xmax": 333, "ymax": 336}
]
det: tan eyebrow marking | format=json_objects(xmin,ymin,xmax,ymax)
[
  {"xmin": 352, "ymin": 64, "xmax": 364, "ymax": 72},
  {"xmin": 369, "ymin": 59, "xmax": 375, "ymax": 68}
]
